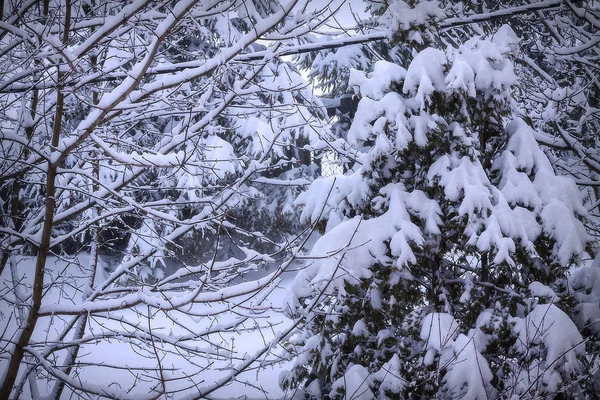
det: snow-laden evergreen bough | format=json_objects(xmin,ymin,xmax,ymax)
[{"xmin": 281, "ymin": 23, "xmax": 598, "ymax": 399}]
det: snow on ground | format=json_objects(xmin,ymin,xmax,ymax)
[{"xmin": 0, "ymin": 254, "xmax": 299, "ymax": 399}]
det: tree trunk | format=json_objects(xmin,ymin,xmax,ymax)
[
  {"xmin": 0, "ymin": 166, "xmax": 58, "ymax": 398},
  {"xmin": 0, "ymin": 20, "xmax": 66, "ymax": 391}
]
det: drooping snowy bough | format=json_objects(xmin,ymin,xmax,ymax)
[{"xmin": 282, "ymin": 22, "xmax": 597, "ymax": 399}]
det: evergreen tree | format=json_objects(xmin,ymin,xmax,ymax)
[{"xmin": 281, "ymin": 5, "xmax": 594, "ymax": 398}]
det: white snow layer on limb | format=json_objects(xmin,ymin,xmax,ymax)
[
  {"xmin": 347, "ymin": 92, "xmax": 406, "ymax": 146},
  {"xmin": 420, "ymin": 312, "xmax": 460, "ymax": 351},
  {"xmin": 121, "ymin": 218, "xmax": 167, "ymax": 281},
  {"xmin": 330, "ymin": 364, "xmax": 374, "ymax": 400},
  {"xmin": 497, "ymin": 118, "xmax": 589, "ymax": 266},
  {"xmin": 571, "ymin": 253, "xmax": 600, "ymax": 304},
  {"xmin": 422, "ymin": 115, "xmax": 588, "ymax": 267},
  {"xmin": 403, "ymin": 47, "xmax": 447, "ymax": 107},
  {"xmin": 349, "ymin": 61, "xmax": 407, "ymax": 101},
  {"xmin": 540, "ymin": 201, "xmax": 588, "ymax": 265},
  {"xmin": 570, "ymin": 254, "xmax": 600, "ymax": 334},
  {"xmin": 426, "ymin": 153, "xmax": 522, "ymax": 265},
  {"xmin": 199, "ymin": 135, "xmax": 240, "ymax": 180},
  {"xmin": 511, "ymin": 304, "xmax": 585, "ymax": 393},
  {"xmin": 290, "ymin": 183, "xmax": 440, "ymax": 305},
  {"xmin": 237, "ymin": 115, "xmax": 277, "ymax": 158},
  {"xmin": 288, "ymin": 216, "xmax": 391, "ymax": 303},
  {"xmin": 503, "ymin": 119, "xmax": 587, "ymax": 217},
  {"xmin": 382, "ymin": 184, "xmax": 442, "ymax": 267},
  {"xmin": 444, "ymin": 56, "xmax": 476, "ymax": 97},
  {"xmin": 371, "ymin": 354, "xmax": 405, "ymax": 397},
  {"xmin": 294, "ymin": 173, "xmax": 370, "ymax": 228},
  {"xmin": 402, "ymin": 26, "xmax": 518, "ymax": 108},
  {"xmin": 386, "ymin": 1, "xmax": 445, "ymax": 31},
  {"xmin": 528, "ymin": 281, "xmax": 557, "ymax": 299},
  {"xmin": 305, "ymin": 30, "xmax": 586, "ymax": 272},
  {"xmin": 347, "ymin": 26, "xmax": 520, "ymax": 152},
  {"xmin": 428, "ymin": 154, "xmax": 493, "ymax": 216},
  {"xmin": 382, "ymin": 0, "xmax": 446, "ymax": 45},
  {"xmin": 420, "ymin": 313, "xmax": 495, "ymax": 399},
  {"xmin": 420, "ymin": 312, "xmax": 460, "ymax": 366},
  {"xmin": 311, "ymin": 42, "xmax": 371, "ymax": 81},
  {"xmin": 491, "ymin": 24, "xmax": 521, "ymax": 56},
  {"xmin": 166, "ymin": 134, "xmax": 242, "ymax": 202},
  {"xmin": 442, "ymin": 333, "xmax": 494, "ymax": 400},
  {"xmin": 458, "ymin": 35, "xmax": 516, "ymax": 100},
  {"xmin": 288, "ymin": 217, "xmax": 375, "ymax": 302}
]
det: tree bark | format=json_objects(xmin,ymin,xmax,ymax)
[
  {"xmin": 0, "ymin": 166, "xmax": 58, "ymax": 398},
  {"xmin": 0, "ymin": 15, "xmax": 65, "ymax": 392}
]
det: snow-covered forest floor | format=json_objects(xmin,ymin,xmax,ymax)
[{"xmin": 1, "ymin": 254, "xmax": 298, "ymax": 399}]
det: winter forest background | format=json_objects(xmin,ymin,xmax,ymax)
[{"xmin": 0, "ymin": 0, "xmax": 599, "ymax": 398}]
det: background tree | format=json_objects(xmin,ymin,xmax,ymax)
[{"xmin": 0, "ymin": 0, "xmax": 333, "ymax": 398}]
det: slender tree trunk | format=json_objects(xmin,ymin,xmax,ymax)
[
  {"xmin": 480, "ymin": 252, "xmax": 492, "ymax": 305},
  {"xmin": 429, "ymin": 255, "xmax": 443, "ymax": 310},
  {"xmin": 0, "ymin": 2, "xmax": 67, "ymax": 388},
  {"xmin": 594, "ymin": 185, "xmax": 600, "ymax": 216},
  {"xmin": 50, "ymin": 3, "xmax": 98, "ymax": 395},
  {"xmin": 0, "ymin": 166, "xmax": 58, "ymax": 398}
]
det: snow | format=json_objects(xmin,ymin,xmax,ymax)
[
  {"xmin": 491, "ymin": 24, "xmax": 521, "ymax": 55},
  {"xmin": 369, "ymin": 286, "xmax": 382, "ymax": 310},
  {"xmin": 529, "ymin": 281, "xmax": 556, "ymax": 298},
  {"xmin": 420, "ymin": 312, "xmax": 459, "ymax": 352},
  {"xmin": 574, "ymin": 302, "xmax": 600, "ymax": 334},
  {"xmin": 496, "ymin": 161, "xmax": 542, "ymax": 209},
  {"xmin": 330, "ymin": 364, "xmax": 374, "ymax": 400},
  {"xmin": 445, "ymin": 57, "xmax": 476, "ymax": 97},
  {"xmin": 294, "ymin": 174, "xmax": 370, "ymax": 227},
  {"xmin": 477, "ymin": 214, "xmax": 517, "ymax": 265},
  {"xmin": 372, "ymin": 354, "xmax": 405, "ymax": 396},
  {"xmin": 0, "ymin": 255, "xmax": 293, "ymax": 399},
  {"xmin": 304, "ymin": 379, "xmax": 323, "ymax": 398},
  {"xmin": 385, "ymin": 1, "xmax": 445, "ymax": 36},
  {"xmin": 288, "ymin": 216, "xmax": 380, "ymax": 300},
  {"xmin": 432, "ymin": 155, "xmax": 492, "ymax": 215},
  {"xmin": 403, "ymin": 48, "xmax": 446, "ymax": 106},
  {"xmin": 540, "ymin": 200, "xmax": 588, "ymax": 266},
  {"xmin": 349, "ymin": 60, "xmax": 406, "ymax": 101},
  {"xmin": 570, "ymin": 255, "xmax": 600, "ymax": 334},
  {"xmin": 352, "ymin": 319, "xmax": 370, "ymax": 337},
  {"xmin": 313, "ymin": 43, "xmax": 371, "ymax": 86},
  {"xmin": 459, "ymin": 273, "xmax": 474, "ymax": 303},
  {"xmin": 290, "ymin": 183, "xmax": 441, "ymax": 302},
  {"xmin": 512, "ymin": 303, "xmax": 584, "ymax": 380},
  {"xmin": 571, "ymin": 254, "xmax": 600, "ymax": 304},
  {"xmin": 347, "ymin": 92, "xmax": 406, "ymax": 146},
  {"xmin": 2, "ymin": 3, "xmax": 597, "ymax": 397},
  {"xmin": 419, "ymin": 314, "xmax": 495, "ymax": 399},
  {"xmin": 442, "ymin": 333, "xmax": 493, "ymax": 400},
  {"xmin": 507, "ymin": 301, "xmax": 588, "ymax": 396},
  {"xmin": 291, "ymin": 33, "xmax": 590, "ymax": 357}
]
